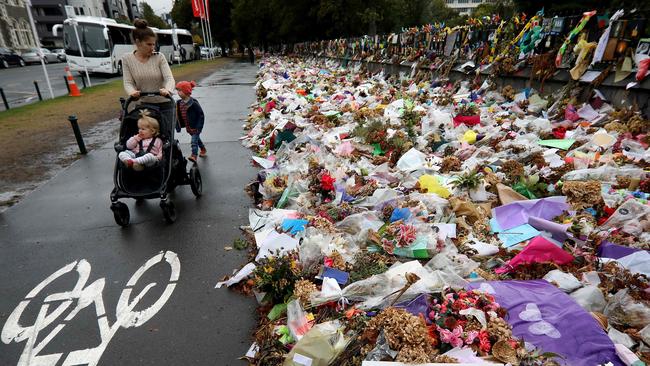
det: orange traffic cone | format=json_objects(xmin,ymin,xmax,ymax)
[{"xmin": 64, "ymin": 66, "xmax": 82, "ymax": 97}]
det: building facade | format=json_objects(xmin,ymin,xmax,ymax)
[
  {"xmin": 124, "ymin": 0, "xmax": 139, "ymax": 20},
  {"xmin": 31, "ymin": 0, "xmax": 66, "ymax": 47},
  {"xmin": 445, "ymin": 0, "xmax": 494, "ymax": 16},
  {"xmin": 67, "ymin": 0, "xmax": 106, "ymax": 17},
  {"xmin": 103, "ymin": 0, "xmax": 128, "ymax": 20},
  {"xmin": 0, "ymin": 0, "xmax": 37, "ymax": 50},
  {"xmin": 161, "ymin": 12, "xmax": 172, "ymax": 27}
]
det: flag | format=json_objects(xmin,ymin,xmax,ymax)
[{"xmin": 192, "ymin": 0, "xmax": 205, "ymax": 18}]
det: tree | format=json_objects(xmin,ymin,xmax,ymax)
[
  {"xmin": 427, "ymin": 0, "xmax": 463, "ymax": 26},
  {"xmin": 229, "ymin": 0, "xmax": 466, "ymax": 47},
  {"xmin": 472, "ymin": 0, "xmax": 514, "ymax": 19},
  {"xmin": 115, "ymin": 15, "xmax": 133, "ymax": 25},
  {"xmin": 171, "ymin": 0, "xmax": 194, "ymax": 29},
  {"xmin": 141, "ymin": 2, "xmax": 169, "ymax": 29},
  {"xmin": 205, "ymin": 0, "xmax": 234, "ymax": 55}
]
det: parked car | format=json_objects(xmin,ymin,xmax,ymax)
[
  {"xmin": 200, "ymin": 47, "xmax": 214, "ymax": 59},
  {"xmin": 52, "ymin": 48, "xmax": 66, "ymax": 62},
  {"xmin": 21, "ymin": 48, "xmax": 59, "ymax": 64},
  {"xmin": 0, "ymin": 47, "xmax": 25, "ymax": 68}
]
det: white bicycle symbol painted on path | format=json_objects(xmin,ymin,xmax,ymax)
[{"xmin": 2, "ymin": 251, "xmax": 180, "ymax": 366}]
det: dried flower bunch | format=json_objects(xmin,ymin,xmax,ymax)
[
  {"xmin": 349, "ymin": 252, "xmax": 393, "ymax": 282},
  {"xmin": 361, "ymin": 307, "xmax": 435, "ymax": 363},
  {"xmin": 326, "ymin": 250, "xmax": 348, "ymax": 271},
  {"xmin": 500, "ymin": 160, "xmax": 525, "ymax": 183},
  {"xmin": 502, "ymin": 85, "xmax": 516, "ymax": 101},
  {"xmin": 441, "ymin": 156, "xmax": 462, "ymax": 173},
  {"xmin": 598, "ymin": 262, "xmax": 649, "ymax": 302},
  {"xmin": 293, "ymin": 279, "xmax": 318, "ymax": 307},
  {"xmin": 561, "ymin": 180, "xmax": 603, "ymax": 209}
]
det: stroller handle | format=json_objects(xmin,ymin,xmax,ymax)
[{"xmin": 123, "ymin": 92, "xmax": 174, "ymax": 112}]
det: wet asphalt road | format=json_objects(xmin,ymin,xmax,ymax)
[
  {"xmin": 0, "ymin": 61, "xmax": 259, "ymax": 365},
  {"xmin": 0, "ymin": 62, "xmax": 119, "ymax": 110}
]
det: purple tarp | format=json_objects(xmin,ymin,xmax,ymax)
[
  {"xmin": 396, "ymin": 293, "xmax": 431, "ymax": 321},
  {"xmin": 492, "ymin": 196, "xmax": 570, "ymax": 231},
  {"xmin": 467, "ymin": 280, "xmax": 623, "ymax": 366},
  {"xmin": 527, "ymin": 216, "xmax": 570, "ymax": 242},
  {"xmin": 598, "ymin": 241, "xmax": 647, "ymax": 259}
]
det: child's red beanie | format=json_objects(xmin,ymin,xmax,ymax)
[{"xmin": 176, "ymin": 80, "xmax": 197, "ymax": 95}]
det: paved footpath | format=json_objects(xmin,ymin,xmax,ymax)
[{"xmin": 0, "ymin": 61, "xmax": 259, "ymax": 365}]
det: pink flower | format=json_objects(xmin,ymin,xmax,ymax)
[
  {"xmin": 381, "ymin": 238, "xmax": 395, "ymax": 254},
  {"xmin": 464, "ymin": 330, "xmax": 479, "ymax": 344},
  {"xmin": 438, "ymin": 326, "xmax": 464, "ymax": 348},
  {"xmin": 396, "ymin": 224, "xmax": 417, "ymax": 247}
]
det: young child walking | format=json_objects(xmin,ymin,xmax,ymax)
[
  {"xmin": 119, "ymin": 109, "xmax": 163, "ymax": 171},
  {"xmin": 175, "ymin": 80, "xmax": 205, "ymax": 162}
]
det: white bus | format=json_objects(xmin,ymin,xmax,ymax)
[
  {"xmin": 58, "ymin": 16, "xmax": 132, "ymax": 75},
  {"xmin": 157, "ymin": 29, "xmax": 195, "ymax": 63},
  {"xmin": 57, "ymin": 16, "xmax": 194, "ymax": 75}
]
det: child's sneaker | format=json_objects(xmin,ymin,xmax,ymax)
[
  {"xmin": 125, "ymin": 159, "xmax": 134, "ymax": 169},
  {"xmin": 188, "ymin": 154, "xmax": 197, "ymax": 162},
  {"xmin": 199, "ymin": 148, "xmax": 207, "ymax": 157},
  {"xmin": 132, "ymin": 162, "xmax": 144, "ymax": 171}
]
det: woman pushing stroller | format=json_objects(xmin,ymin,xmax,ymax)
[
  {"xmin": 111, "ymin": 18, "xmax": 204, "ymax": 226},
  {"xmin": 121, "ymin": 19, "xmax": 175, "ymax": 124}
]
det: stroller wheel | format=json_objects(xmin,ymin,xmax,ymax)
[
  {"xmin": 111, "ymin": 202, "xmax": 130, "ymax": 227},
  {"xmin": 190, "ymin": 166, "xmax": 202, "ymax": 197},
  {"xmin": 160, "ymin": 200, "xmax": 176, "ymax": 223}
]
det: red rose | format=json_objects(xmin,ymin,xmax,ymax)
[
  {"xmin": 478, "ymin": 330, "xmax": 491, "ymax": 354},
  {"xmin": 552, "ymin": 126, "xmax": 566, "ymax": 139},
  {"xmin": 320, "ymin": 173, "xmax": 336, "ymax": 191}
]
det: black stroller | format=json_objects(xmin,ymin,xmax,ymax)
[{"xmin": 110, "ymin": 92, "xmax": 202, "ymax": 226}]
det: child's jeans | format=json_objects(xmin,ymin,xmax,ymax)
[
  {"xmin": 191, "ymin": 134, "xmax": 205, "ymax": 156},
  {"xmin": 118, "ymin": 151, "xmax": 159, "ymax": 167}
]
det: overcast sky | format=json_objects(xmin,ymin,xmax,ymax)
[{"xmin": 140, "ymin": 0, "xmax": 173, "ymax": 15}]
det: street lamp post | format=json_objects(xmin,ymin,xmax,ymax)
[
  {"xmin": 25, "ymin": 0, "xmax": 54, "ymax": 99},
  {"xmin": 203, "ymin": 0, "xmax": 213, "ymax": 59},
  {"xmin": 65, "ymin": 6, "xmax": 92, "ymax": 87}
]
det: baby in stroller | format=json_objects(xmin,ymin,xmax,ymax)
[{"xmin": 118, "ymin": 109, "xmax": 163, "ymax": 171}]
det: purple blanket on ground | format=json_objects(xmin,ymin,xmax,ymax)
[{"xmin": 467, "ymin": 280, "xmax": 623, "ymax": 366}]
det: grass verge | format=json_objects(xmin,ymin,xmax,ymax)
[
  {"xmin": 0, "ymin": 58, "xmax": 232, "ymax": 135},
  {"xmin": 0, "ymin": 58, "xmax": 233, "ymax": 207}
]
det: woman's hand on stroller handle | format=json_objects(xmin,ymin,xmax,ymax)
[{"xmin": 124, "ymin": 91, "xmax": 174, "ymax": 107}]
